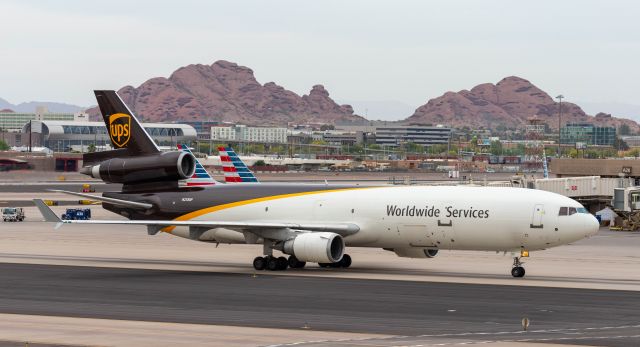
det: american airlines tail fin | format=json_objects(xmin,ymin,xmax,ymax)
[
  {"xmin": 94, "ymin": 90, "xmax": 160, "ymax": 155},
  {"xmin": 177, "ymin": 144, "xmax": 218, "ymax": 186},
  {"xmin": 218, "ymin": 146, "xmax": 259, "ymax": 183}
]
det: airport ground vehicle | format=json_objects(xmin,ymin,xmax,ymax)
[
  {"xmin": 2, "ymin": 207, "xmax": 25, "ymax": 222},
  {"xmin": 60, "ymin": 208, "xmax": 91, "ymax": 220},
  {"xmin": 35, "ymin": 90, "xmax": 599, "ymax": 278},
  {"xmin": 81, "ymin": 184, "xmax": 95, "ymax": 193}
]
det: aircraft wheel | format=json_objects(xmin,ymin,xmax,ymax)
[
  {"xmin": 277, "ymin": 256, "xmax": 288, "ymax": 270},
  {"xmin": 511, "ymin": 266, "xmax": 525, "ymax": 278},
  {"xmin": 288, "ymin": 255, "xmax": 306, "ymax": 269},
  {"xmin": 267, "ymin": 257, "xmax": 280, "ymax": 271},
  {"xmin": 339, "ymin": 254, "xmax": 352, "ymax": 268},
  {"xmin": 253, "ymin": 256, "xmax": 266, "ymax": 271},
  {"xmin": 318, "ymin": 263, "xmax": 330, "ymax": 268}
]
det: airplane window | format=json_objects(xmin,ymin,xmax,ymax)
[
  {"xmin": 558, "ymin": 207, "xmax": 568, "ymax": 216},
  {"xmin": 577, "ymin": 207, "xmax": 589, "ymax": 214},
  {"xmin": 568, "ymin": 207, "xmax": 577, "ymax": 215}
]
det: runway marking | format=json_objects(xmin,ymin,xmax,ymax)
[
  {"xmin": 409, "ymin": 334, "xmax": 640, "ymax": 346},
  {"xmin": 262, "ymin": 324, "xmax": 640, "ymax": 347}
]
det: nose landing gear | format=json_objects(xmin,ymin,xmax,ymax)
[{"xmin": 511, "ymin": 256, "xmax": 526, "ymax": 278}]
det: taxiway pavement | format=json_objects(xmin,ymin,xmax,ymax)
[{"xmin": 0, "ymin": 197, "xmax": 639, "ymax": 346}]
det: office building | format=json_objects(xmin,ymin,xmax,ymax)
[
  {"xmin": 560, "ymin": 123, "xmax": 616, "ymax": 146},
  {"xmin": 211, "ymin": 125, "xmax": 288, "ymax": 144},
  {"xmin": 374, "ymin": 125, "xmax": 453, "ymax": 147}
]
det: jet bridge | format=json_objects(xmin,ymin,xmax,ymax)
[{"xmin": 504, "ymin": 175, "xmax": 634, "ymax": 213}]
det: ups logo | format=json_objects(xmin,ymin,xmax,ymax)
[{"xmin": 108, "ymin": 113, "xmax": 131, "ymax": 148}]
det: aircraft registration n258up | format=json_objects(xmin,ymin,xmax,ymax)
[{"xmin": 35, "ymin": 90, "xmax": 599, "ymax": 278}]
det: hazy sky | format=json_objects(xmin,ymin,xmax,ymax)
[{"xmin": 1, "ymin": 0, "xmax": 639, "ymax": 119}]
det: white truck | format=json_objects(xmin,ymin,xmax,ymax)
[{"xmin": 2, "ymin": 207, "xmax": 25, "ymax": 222}]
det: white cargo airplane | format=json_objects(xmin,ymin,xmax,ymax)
[{"xmin": 35, "ymin": 90, "xmax": 600, "ymax": 278}]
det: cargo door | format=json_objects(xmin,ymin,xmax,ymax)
[
  {"xmin": 436, "ymin": 201, "xmax": 456, "ymax": 249},
  {"xmin": 399, "ymin": 224, "xmax": 434, "ymax": 247}
]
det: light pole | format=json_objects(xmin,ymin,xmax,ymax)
[{"xmin": 556, "ymin": 94, "xmax": 564, "ymax": 157}]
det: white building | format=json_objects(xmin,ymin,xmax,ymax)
[{"xmin": 211, "ymin": 125, "xmax": 288, "ymax": 144}]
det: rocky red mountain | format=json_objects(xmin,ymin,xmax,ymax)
[
  {"xmin": 87, "ymin": 60, "xmax": 363, "ymax": 125},
  {"xmin": 86, "ymin": 63, "xmax": 637, "ymax": 131},
  {"xmin": 405, "ymin": 76, "xmax": 640, "ymax": 132}
]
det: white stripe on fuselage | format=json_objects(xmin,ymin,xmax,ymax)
[{"xmin": 168, "ymin": 185, "xmax": 597, "ymax": 252}]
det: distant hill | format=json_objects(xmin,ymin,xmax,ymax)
[
  {"xmin": 337, "ymin": 99, "xmax": 416, "ymax": 121},
  {"xmin": 404, "ymin": 76, "xmax": 640, "ymax": 132},
  {"xmin": 87, "ymin": 60, "xmax": 365, "ymax": 125},
  {"xmin": 0, "ymin": 97, "xmax": 85, "ymax": 113}
]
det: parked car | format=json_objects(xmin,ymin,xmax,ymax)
[{"xmin": 2, "ymin": 207, "xmax": 25, "ymax": 222}]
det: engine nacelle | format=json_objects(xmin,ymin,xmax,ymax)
[
  {"xmin": 392, "ymin": 248, "xmax": 438, "ymax": 258},
  {"xmin": 283, "ymin": 232, "xmax": 344, "ymax": 263},
  {"xmin": 82, "ymin": 151, "xmax": 196, "ymax": 184}
]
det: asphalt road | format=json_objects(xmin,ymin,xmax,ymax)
[{"xmin": 0, "ymin": 263, "xmax": 637, "ymax": 347}]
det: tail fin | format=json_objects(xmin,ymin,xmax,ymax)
[
  {"xmin": 94, "ymin": 90, "xmax": 159, "ymax": 155},
  {"xmin": 177, "ymin": 144, "xmax": 218, "ymax": 186},
  {"xmin": 218, "ymin": 146, "xmax": 259, "ymax": 183}
]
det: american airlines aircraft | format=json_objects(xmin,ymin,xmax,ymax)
[{"xmin": 35, "ymin": 91, "xmax": 599, "ymax": 278}]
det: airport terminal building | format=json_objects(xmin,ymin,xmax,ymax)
[
  {"xmin": 22, "ymin": 120, "xmax": 197, "ymax": 152},
  {"xmin": 374, "ymin": 126, "xmax": 453, "ymax": 147}
]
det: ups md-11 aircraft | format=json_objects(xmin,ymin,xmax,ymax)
[{"xmin": 35, "ymin": 91, "xmax": 599, "ymax": 277}]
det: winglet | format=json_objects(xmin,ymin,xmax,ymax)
[{"xmin": 33, "ymin": 199, "xmax": 63, "ymax": 229}]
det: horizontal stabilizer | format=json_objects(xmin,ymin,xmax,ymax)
[{"xmin": 49, "ymin": 190, "xmax": 153, "ymax": 210}]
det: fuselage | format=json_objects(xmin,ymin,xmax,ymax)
[{"xmin": 103, "ymin": 184, "xmax": 599, "ymax": 253}]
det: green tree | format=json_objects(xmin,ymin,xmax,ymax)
[
  {"xmin": 619, "ymin": 124, "xmax": 631, "ymax": 136},
  {"xmin": 320, "ymin": 124, "xmax": 335, "ymax": 131},
  {"xmin": 544, "ymin": 146, "xmax": 556, "ymax": 157},
  {"xmin": 254, "ymin": 159, "xmax": 267, "ymax": 166},
  {"xmin": 87, "ymin": 143, "xmax": 96, "ymax": 153},
  {"xmin": 615, "ymin": 137, "xmax": 629, "ymax": 151},
  {"xmin": 568, "ymin": 148, "xmax": 579, "ymax": 158},
  {"xmin": 403, "ymin": 142, "xmax": 423, "ymax": 153},
  {"xmin": 489, "ymin": 140, "xmax": 502, "ymax": 155},
  {"xmin": 627, "ymin": 148, "xmax": 640, "ymax": 157},
  {"xmin": 0, "ymin": 140, "xmax": 9, "ymax": 151},
  {"xmin": 367, "ymin": 144, "xmax": 381, "ymax": 150}
]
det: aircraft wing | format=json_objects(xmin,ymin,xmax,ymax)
[
  {"xmin": 49, "ymin": 190, "xmax": 153, "ymax": 210},
  {"xmin": 33, "ymin": 199, "xmax": 359, "ymax": 237}
]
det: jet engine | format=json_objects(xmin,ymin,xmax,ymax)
[
  {"xmin": 391, "ymin": 248, "xmax": 439, "ymax": 258},
  {"xmin": 81, "ymin": 151, "xmax": 196, "ymax": 184},
  {"xmin": 283, "ymin": 232, "xmax": 344, "ymax": 263}
]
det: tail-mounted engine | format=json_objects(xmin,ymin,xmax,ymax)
[{"xmin": 81, "ymin": 151, "xmax": 196, "ymax": 185}]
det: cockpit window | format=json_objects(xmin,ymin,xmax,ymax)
[{"xmin": 559, "ymin": 206, "xmax": 589, "ymax": 216}]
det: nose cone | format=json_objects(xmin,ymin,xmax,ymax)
[{"xmin": 586, "ymin": 214, "xmax": 600, "ymax": 237}]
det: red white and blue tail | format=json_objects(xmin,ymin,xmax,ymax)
[
  {"xmin": 177, "ymin": 144, "xmax": 218, "ymax": 186},
  {"xmin": 218, "ymin": 146, "xmax": 259, "ymax": 183}
]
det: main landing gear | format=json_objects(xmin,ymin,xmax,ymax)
[
  {"xmin": 511, "ymin": 256, "xmax": 526, "ymax": 278},
  {"xmin": 318, "ymin": 254, "xmax": 352, "ymax": 268},
  {"xmin": 253, "ymin": 255, "xmax": 288, "ymax": 271},
  {"xmin": 252, "ymin": 254, "xmax": 352, "ymax": 271}
]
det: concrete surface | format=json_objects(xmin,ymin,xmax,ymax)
[{"xmin": 1, "ymin": 193, "xmax": 638, "ymax": 347}]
